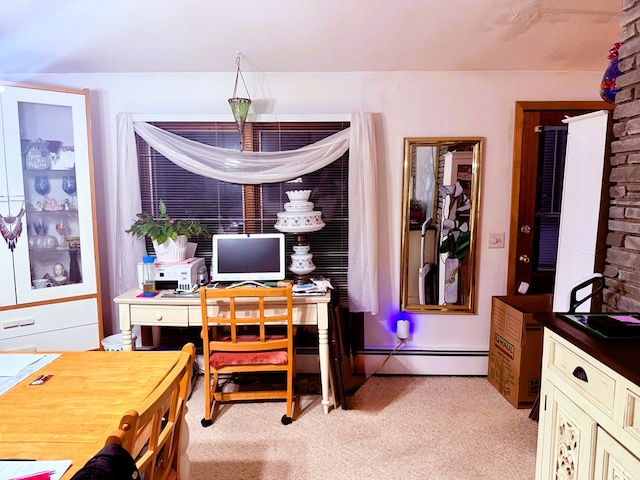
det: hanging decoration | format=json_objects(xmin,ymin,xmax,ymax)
[
  {"xmin": 228, "ymin": 52, "xmax": 252, "ymax": 149},
  {"xmin": 0, "ymin": 207, "xmax": 26, "ymax": 251},
  {"xmin": 600, "ymin": 42, "xmax": 623, "ymax": 104}
]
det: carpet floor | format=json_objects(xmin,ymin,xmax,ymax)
[{"xmin": 184, "ymin": 374, "xmax": 538, "ymax": 479}]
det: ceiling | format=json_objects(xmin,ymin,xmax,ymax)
[{"xmin": 0, "ymin": 0, "xmax": 621, "ymax": 74}]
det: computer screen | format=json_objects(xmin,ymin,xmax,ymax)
[{"xmin": 211, "ymin": 233, "xmax": 286, "ymax": 282}]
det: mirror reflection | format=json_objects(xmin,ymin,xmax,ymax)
[{"xmin": 400, "ymin": 137, "xmax": 483, "ymax": 313}]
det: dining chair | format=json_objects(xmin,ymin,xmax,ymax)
[
  {"xmin": 105, "ymin": 342, "xmax": 196, "ymax": 480},
  {"xmin": 199, "ymin": 284, "xmax": 295, "ymax": 426}
]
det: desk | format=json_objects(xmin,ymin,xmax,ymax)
[
  {"xmin": 0, "ymin": 350, "xmax": 183, "ymax": 479},
  {"xmin": 114, "ymin": 288, "xmax": 335, "ymax": 414}
]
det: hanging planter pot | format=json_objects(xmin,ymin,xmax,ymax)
[{"xmin": 153, "ymin": 235, "xmax": 188, "ymax": 263}]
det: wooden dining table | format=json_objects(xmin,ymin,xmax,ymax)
[{"xmin": 0, "ymin": 350, "xmax": 183, "ymax": 479}]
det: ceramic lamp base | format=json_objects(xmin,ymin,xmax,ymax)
[{"xmin": 289, "ymin": 234, "xmax": 316, "ymax": 284}]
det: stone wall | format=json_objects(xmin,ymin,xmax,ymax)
[{"xmin": 604, "ymin": 0, "xmax": 640, "ymax": 311}]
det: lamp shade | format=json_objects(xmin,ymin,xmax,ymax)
[{"xmin": 228, "ymin": 97, "xmax": 251, "ymax": 136}]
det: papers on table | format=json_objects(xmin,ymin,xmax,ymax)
[
  {"xmin": 0, "ymin": 354, "xmax": 60, "ymax": 396},
  {"xmin": 0, "ymin": 354, "xmax": 46, "ymax": 377},
  {"xmin": 0, "ymin": 460, "xmax": 72, "ymax": 480}
]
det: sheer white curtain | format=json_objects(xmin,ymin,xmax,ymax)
[{"xmin": 115, "ymin": 112, "xmax": 378, "ymax": 314}]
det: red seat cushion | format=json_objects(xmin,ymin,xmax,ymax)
[{"xmin": 209, "ymin": 349, "xmax": 288, "ymax": 368}]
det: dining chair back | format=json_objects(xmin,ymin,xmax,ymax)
[
  {"xmin": 199, "ymin": 285, "xmax": 295, "ymax": 426},
  {"xmin": 106, "ymin": 342, "xmax": 196, "ymax": 480}
]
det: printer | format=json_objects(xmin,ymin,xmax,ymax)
[{"xmin": 137, "ymin": 257, "xmax": 206, "ymax": 291}]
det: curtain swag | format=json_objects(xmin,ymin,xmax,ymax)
[{"xmin": 115, "ymin": 112, "xmax": 378, "ymax": 314}]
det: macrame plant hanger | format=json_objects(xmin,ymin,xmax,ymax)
[{"xmin": 228, "ymin": 52, "xmax": 252, "ymax": 151}]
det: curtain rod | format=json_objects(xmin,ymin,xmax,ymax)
[{"xmin": 130, "ymin": 113, "xmax": 351, "ymax": 122}]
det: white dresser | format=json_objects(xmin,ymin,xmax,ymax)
[{"xmin": 535, "ymin": 314, "xmax": 640, "ymax": 479}]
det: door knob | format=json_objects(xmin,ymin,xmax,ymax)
[
  {"xmin": 519, "ymin": 255, "xmax": 531, "ymax": 264},
  {"xmin": 520, "ymin": 225, "xmax": 531, "ymax": 234}
]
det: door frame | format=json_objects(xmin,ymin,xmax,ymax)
[{"xmin": 506, "ymin": 101, "xmax": 614, "ymax": 296}]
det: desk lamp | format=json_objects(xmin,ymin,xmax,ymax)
[{"xmin": 274, "ymin": 190, "xmax": 325, "ymax": 284}]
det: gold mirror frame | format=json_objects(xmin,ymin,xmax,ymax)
[{"xmin": 400, "ymin": 137, "xmax": 483, "ymax": 313}]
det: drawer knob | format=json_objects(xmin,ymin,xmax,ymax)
[
  {"xmin": 572, "ymin": 366, "xmax": 588, "ymax": 382},
  {"xmin": 155, "ymin": 313, "xmax": 163, "ymax": 321}
]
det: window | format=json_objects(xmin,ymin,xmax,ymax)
[
  {"xmin": 534, "ymin": 126, "xmax": 568, "ymax": 271},
  {"xmin": 135, "ymin": 121, "xmax": 349, "ymax": 305}
]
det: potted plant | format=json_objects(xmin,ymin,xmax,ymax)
[{"xmin": 126, "ymin": 200, "xmax": 211, "ymax": 262}]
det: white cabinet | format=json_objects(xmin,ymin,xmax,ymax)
[
  {"xmin": 0, "ymin": 82, "xmax": 102, "ymax": 350},
  {"xmin": 536, "ymin": 329, "xmax": 640, "ymax": 479}
]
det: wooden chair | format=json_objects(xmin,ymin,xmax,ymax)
[
  {"xmin": 199, "ymin": 285, "xmax": 295, "ymax": 426},
  {"xmin": 106, "ymin": 343, "xmax": 196, "ymax": 480}
]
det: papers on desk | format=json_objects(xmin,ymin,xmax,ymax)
[
  {"xmin": 292, "ymin": 278, "xmax": 333, "ymax": 296},
  {"xmin": 0, "ymin": 460, "xmax": 72, "ymax": 480}
]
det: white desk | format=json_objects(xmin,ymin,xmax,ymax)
[{"xmin": 114, "ymin": 288, "xmax": 335, "ymax": 414}]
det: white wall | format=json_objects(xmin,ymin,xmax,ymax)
[{"xmin": 4, "ymin": 70, "xmax": 603, "ymax": 373}]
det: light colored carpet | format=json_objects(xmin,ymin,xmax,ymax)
[{"xmin": 184, "ymin": 374, "xmax": 538, "ymax": 479}]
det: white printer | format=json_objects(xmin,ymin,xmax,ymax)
[{"xmin": 137, "ymin": 257, "xmax": 206, "ymax": 291}]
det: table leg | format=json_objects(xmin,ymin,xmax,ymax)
[
  {"xmin": 118, "ymin": 304, "xmax": 134, "ymax": 351},
  {"xmin": 121, "ymin": 329, "xmax": 134, "ymax": 351},
  {"xmin": 317, "ymin": 325, "xmax": 333, "ymax": 414}
]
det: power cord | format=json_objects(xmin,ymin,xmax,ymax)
[{"xmin": 368, "ymin": 338, "xmax": 407, "ymax": 377}]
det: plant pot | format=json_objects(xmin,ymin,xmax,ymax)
[{"xmin": 153, "ymin": 235, "xmax": 188, "ymax": 263}]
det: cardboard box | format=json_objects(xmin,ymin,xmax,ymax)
[{"xmin": 487, "ymin": 294, "xmax": 553, "ymax": 408}]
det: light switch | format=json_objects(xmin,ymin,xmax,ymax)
[{"xmin": 488, "ymin": 232, "xmax": 505, "ymax": 249}]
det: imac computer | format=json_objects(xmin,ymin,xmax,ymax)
[{"xmin": 211, "ymin": 233, "xmax": 285, "ymax": 287}]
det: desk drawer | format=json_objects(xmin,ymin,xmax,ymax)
[
  {"xmin": 130, "ymin": 305, "xmax": 189, "ymax": 326},
  {"xmin": 549, "ymin": 336, "xmax": 616, "ymax": 417},
  {"xmin": 197, "ymin": 303, "xmax": 318, "ymax": 327}
]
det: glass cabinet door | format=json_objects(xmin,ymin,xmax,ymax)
[{"xmin": 0, "ymin": 85, "xmax": 97, "ymax": 305}]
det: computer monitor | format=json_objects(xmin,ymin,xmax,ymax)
[{"xmin": 211, "ymin": 233, "xmax": 286, "ymax": 283}]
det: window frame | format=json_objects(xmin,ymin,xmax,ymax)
[{"xmin": 132, "ymin": 115, "xmax": 350, "ymax": 305}]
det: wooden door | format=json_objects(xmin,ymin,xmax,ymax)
[{"xmin": 507, "ymin": 101, "xmax": 613, "ymax": 296}]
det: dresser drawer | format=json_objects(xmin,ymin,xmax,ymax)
[
  {"xmin": 130, "ymin": 305, "xmax": 189, "ymax": 326},
  {"xmin": 549, "ymin": 336, "xmax": 616, "ymax": 417}
]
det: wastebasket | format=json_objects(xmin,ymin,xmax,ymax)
[{"xmin": 101, "ymin": 333, "xmax": 136, "ymax": 351}]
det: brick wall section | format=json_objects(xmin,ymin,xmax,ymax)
[{"xmin": 604, "ymin": 0, "xmax": 640, "ymax": 311}]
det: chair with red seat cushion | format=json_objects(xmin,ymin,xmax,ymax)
[{"xmin": 199, "ymin": 285, "xmax": 295, "ymax": 426}]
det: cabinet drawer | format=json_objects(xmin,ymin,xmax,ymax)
[
  {"xmin": 549, "ymin": 337, "xmax": 616, "ymax": 417},
  {"xmin": 0, "ymin": 298, "xmax": 99, "ymax": 341},
  {"xmin": 0, "ymin": 323, "xmax": 100, "ymax": 351},
  {"xmin": 625, "ymin": 387, "xmax": 640, "ymax": 445},
  {"xmin": 130, "ymin": 305, "xmax": 189, "ymax": 326}
]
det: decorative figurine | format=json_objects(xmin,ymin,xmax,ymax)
[{"xmin": 45, "ymin": 262, "xmax": 69, "ymax": 285}]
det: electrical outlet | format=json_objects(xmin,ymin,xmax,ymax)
[{"xmin": 488, "ymin": 232, "xmax": 505, "ymax": 249}]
